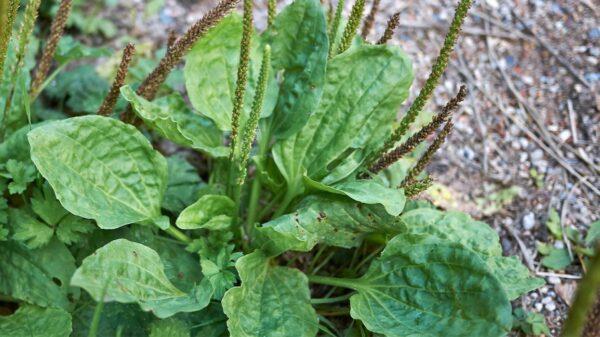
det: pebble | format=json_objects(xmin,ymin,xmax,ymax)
[
  {"xmin": 535, "ymin": 302, "xmax": 544, "ymax": 311},
  {"xmin": 523, "ymin": 212, "xmax": 536, "ymax": 230},
  {"xmin": 531, "ymin": 149, "xmax": 544, "ymax": 161},
  {"xmin": 554, "ymin": 241, "xmax": 565, "ymax": 249},
  {"xmin": 545, "ymin": 302, "xmax": 557, "ymax": 311},
  {"xmin": 548, "ymin": 276, "xmax": 561, "ymax": 285}
]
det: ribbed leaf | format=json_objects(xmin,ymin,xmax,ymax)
[
  {"xmin": 176, "ymin": 195, "xmax": 235, "ymax": 230},
  {"xmin": 0, "ymin": 305, "xmax": 72, "ymax": 337},
  {"xmin": 222, "ymin": 251, "xmax": 318, "ymax": 337},
  {"xmin": 349, "ymin": 233, "xmax": 512, "ymax": 337},
  {"xmin": 262, "ymin": 0, "xmax": 329, "ymax": 139},
  {"xmin": 121, "ymin": 86, "xmax": 227, "ymax": 158},
  {"xmin": 0, "ymin": 239, "xmax": 76, "ymax": 309},
  {"xmin": 304, "ymin": 176, "xmax": 406, "ymax": 216},
  {"xmin": 28, "ymin": 116, "xmax": 168, "ymax": 229},
  {"xmin": 71, "ymin": 239, "xmax": 212, "ymax": 318},
  {"xmin": 399, "ymin": 208, "xmax": 543, "ymax": 299},
  {"xmin": 257, "ymin": 195, "xmax": 398, "ymax": 255},
  {"xmin": 272, "ymin": 44, "xmax": 412, "ymax": 195},
  {"xmin": 184, "ymin": 14, "xmax": 276, "ymax": 131}
]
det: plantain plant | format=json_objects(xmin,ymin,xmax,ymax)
[{"xmin": 0, "ymin": 0, "xmax": 545, "ymax": 336}]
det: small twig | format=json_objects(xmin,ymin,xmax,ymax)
[
  {"xmin": 502, "ymin": 219, "xmax": 536, "ymax": 271},
  {"xmin": 566, "ymin": 99, "xmax": 578, "ymax": 144},
  {"xmin": 560, "ymin": 173, "xmax": 577, "ymax": 260},
  {"xmin": 536, "ymin": 271, "xmax": 582, "ymax": 280}
]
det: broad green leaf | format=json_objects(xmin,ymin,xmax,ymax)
[
  {"xmin": 163, "ymin": 155, "xmax": 204, "ymax": 214},
  {"xmin": 541, "ymin": 248, "xmax": 572, "ymax": 270},
  {"xmin": 28, "ymin": 116, "xmax": 168, "ymax": 229},
  {"xmin": 585, "ymin": 220, "xmax": 600, "ymax": 246},
  {"xmin": 9, "ymin": 208, "xmax": 54, "ymax": 249},
  {"xmin": 400, "ymin": 208, "xmax": 543, "ymax": 299},
  {"xmin": 262, "ymin": 0, "xmax": 329, "ymax": 139},
  {"xmin": 176, "ymin": 195, "xmax": 235, "ymax": 230},
  {"xmin": 222, "ymin": 251, "xmax": 318, "ymax": 337},
  {"xmin": 184, "ymin": 14, "xmax": 276, "ymax": 131},
  {"xmin": 273, "ymin": 44, "xmax": 413, "ymax": 195},
  {"xmin": 348, "ymin": 233, "xmax": 512, "ymax": 337},
  {"xmin": 0, "ymin": 239, "xmax": 76, "ymax": 309},
  {"xmin": 487, "ymin": 256, "xmax": 545, "ymax": 300},
  {"xmin": 121, "ymin": 86, "xmax": 227, "ymax": 157},
  {"xmin": 0, "ymin": 305, "xmax": 72, "ymax": 337},
  {"xmin": 149, "ymin": 318, "xmax": 190, "ymax": 337},
  {"xmin": 512, "ymin": 308, "xmax": 550, "ymax": 336},
  {"xmin": 71, "ymin": 239, "xmax": 212, "ymax": 318},
  {"xmin": 257, "ymin": 195, "xmax": 398, "ymax": 255},
  {"xmin": 304, "ymin": 176, "xmax": 406, "ymax": 216}
]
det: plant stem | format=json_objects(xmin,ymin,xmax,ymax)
[
  {"xmin": 165, "ymin": 226, "xmax": 192, "ymax": 244},
  {"xmin": 561, "ymin": 244, "xmax": 600, "ymax": 337},
  {"xmin": 311, "ymin": 293, "xmax": 354, "ymax": 305},
  {"xmin": 308, "ymin": 274, "xmax": 356, "ymax": 290},
  {"xmin": 272, "ymin": 188, "xmax": 297, "ymax": 219},
  {"xmin": 88, "ymin": 281, "xmax": 109, "ymax": 337}
]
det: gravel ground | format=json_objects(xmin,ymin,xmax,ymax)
[{"xmin": 81, "ymin": 0, "xmax": 599, "ymax": 335}]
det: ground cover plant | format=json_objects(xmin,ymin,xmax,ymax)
[{"xmin": 5, "ymin": 0, "xmax": 593, "ymax": 335}]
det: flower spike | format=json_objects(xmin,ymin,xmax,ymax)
[
  {"xmin": 376, "ymin": 11, "xmax": 400, "ymax": 45},
  {"xmin": 368, "ymin": 85, "xmax": 467, "ymax": 174},
  {"xmin": 328, "ymin": 0, "xmax": 345, "ymax": 57},
  {"xmin": 377, "ymin": 0, "xmax": 472, "ymax": 157},
  {"xmin": 31, "ymin": 0, "xmax": 72, "ymax": 98},
  {"xmin": 336, "ymin": 0, "xmax": 366, "ymax": 56},
  {"xmin": 238, "ymin": 45, "xmax": 271, "ymax": 186},
  {"xmin": 98, "ymin": 43, "xmax": 136, "ymax": 116},
  {"xmin": 135, "ymin": 0, "xmax": 239, "ymax": 102},
  {"xmin": 400, "ymin": 119, "xmax": 454, "ymax": 188},
  {"xmin": 0, "ymin": 0, "xmax": 19, "ymax": 78}
]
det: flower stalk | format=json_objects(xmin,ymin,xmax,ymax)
[
  {"xmin": 134, "ymin": 0, "xmax": 239, "ymax": 102},
  {"xmin": 377, "ymin": 0, "xmax": 472, "ymax": 156},
  {"xmin": 268, "ymin": 0, "xmax": 277, "ymax": 26},
  {"xmin": 400, "ymin": 119, "xmax": 454, "ymax": 187},
  {"xmin": 227, "ymin": 0, "xmax": 253, "ymax": 197},
  {"xmin": 98, "ymin": 43, "xmax": 136, "ymax": 116},
  {"xmin": 376, "ymin": 11, "xmax": 400, "ymax": 45},
  {"xmin": 238, "ymin": 45, "xmax": 271, "ymax": 186},
  {"xmin": 0, "ymin": 0, "xmax": 19, "ymax": 78},
  {"xmin": 328, "ymin": 0, "xmax": 345, "ymax": 57},
  {"xmin": 30, "ymin": 0, "xmax": 72, "ymax": 99},
  {"xmin": 2, "ymin": 0, "xmax": 41, "ymax": 134},
  {"xmin": 368, "ymin": 86, "xmax": 466, "ymax": 174},
  {"xmin": 336, "ymin": 0, "xmax": 365, "ymax": 56}
]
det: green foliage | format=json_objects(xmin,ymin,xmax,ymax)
[
  {"xmin": 0, "ymin": 305, "xmax": 72, "ymax": 337},
  {"xmin": 0, "ymin": 0, "xmax": 539, "ymax": 336},
  {"xmin": 71, "ymin": 239, "xmax": 212, "ymax": 318},
  {"xmin": 28, "ymin": 115, "xmax": 168, "ymax": 229},
  {"xmin": 512, "ymin": 308, "xmax": 550, "ymax": 336},
  {"xmin": 346, "ymin": 233, "xmax": 512, "ymax": 337},
  {"xmin": 222, "ymin": 251, "xmax": 319, "ymax": 337}
]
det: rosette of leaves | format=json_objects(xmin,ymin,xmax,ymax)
[{"xmin": 0, "ymin": 0, "xmax": 542, "ymax": 336}]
